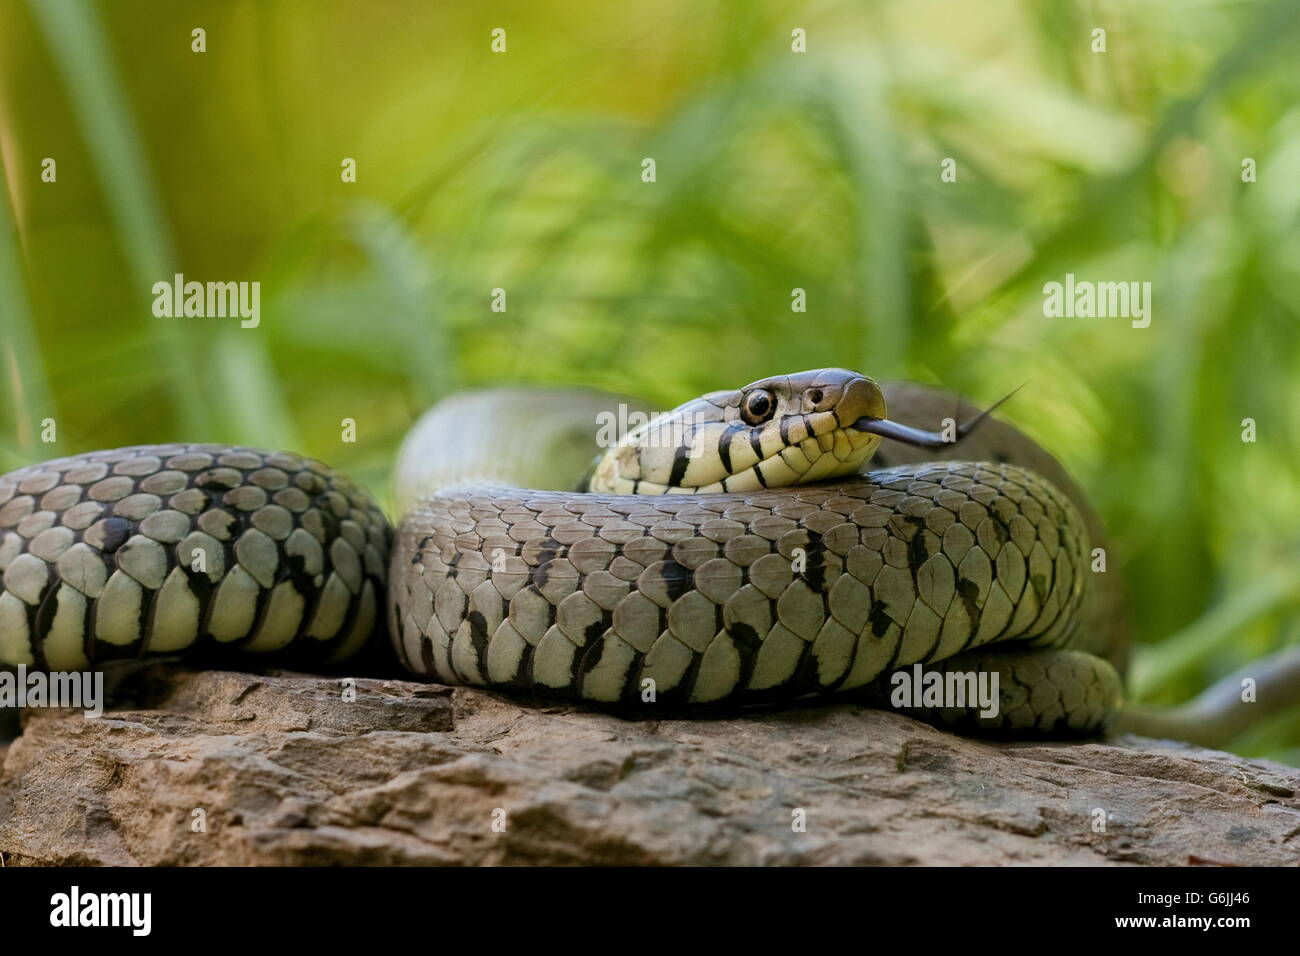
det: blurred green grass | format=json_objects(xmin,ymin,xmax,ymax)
[{"xmin": 1, "ymin": 0, "xmax": 1299, "ymax": 760}]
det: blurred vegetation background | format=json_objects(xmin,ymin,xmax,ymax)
[{"xmin": 1, "ymin": 0, "xmax": 1298, "ymax": 760}]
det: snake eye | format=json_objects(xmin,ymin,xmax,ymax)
[{"xmin": 741, "ymin": 389, "xmax": 775, "ymax": 425}]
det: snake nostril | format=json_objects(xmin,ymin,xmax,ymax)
[{"xmin": 808, "ymin": 389, "xmax": 823, "ymax": 406}]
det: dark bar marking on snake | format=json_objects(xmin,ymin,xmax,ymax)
[
  {"xmin": 668, "ymin": 443, "xmax": 691, "ymax": 489},
  {"xmin": 718, "ymin": 422, "xmax": 745, "ymax": 474},
  {"xmin": 954, "ymin": 579, "xmax": 985, "ymax": 653},
  {"xmin": 467, "ymin": 610, "xmax": 491, "ymax": 673}
]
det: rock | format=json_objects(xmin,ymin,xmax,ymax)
[{"xmin": 1, "ymin": 667, "xmax": 1296, "ymax": 866}]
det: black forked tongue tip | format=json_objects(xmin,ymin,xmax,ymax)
[{"xmin": 850, "ymin": 384, "xmax": 1025, "ymax": 450}]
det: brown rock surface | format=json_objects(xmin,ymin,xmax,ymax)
[{"xmin": 1, "ymin": 667, "xmax": 1297, "ymax": 866}]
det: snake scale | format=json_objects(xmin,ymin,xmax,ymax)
[{"xmin": 0, "ymin": 369, "xmax": 1127, "ymax": 736}]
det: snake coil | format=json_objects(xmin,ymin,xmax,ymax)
[{"xmin": 0, "ymin": 370, "xmax": 1125, "ymax": 737}]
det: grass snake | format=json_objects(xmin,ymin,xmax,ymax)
[{"xmin": 1, "ymin": 368, "xmax": 1291, "ymax": 742}]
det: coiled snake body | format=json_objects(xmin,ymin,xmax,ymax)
[{"xmin": 0, "ymin": 369, "xmax": 1127, "ymax": 737}]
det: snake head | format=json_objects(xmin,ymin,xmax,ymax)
[{"xmin": 587, "ymin": 368, "xmax": 888, "ymax": 494}]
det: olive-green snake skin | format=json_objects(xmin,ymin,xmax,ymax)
[{"xmin": 0, "ymin": 369, "xmax": 1135, "ymax": 736}]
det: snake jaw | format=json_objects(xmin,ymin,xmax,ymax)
[{"xmin": 796, "ymin": 426, "xmax": 879, "ymax": 485}]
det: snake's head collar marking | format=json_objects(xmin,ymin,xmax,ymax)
[{"xmin": 588, "ymin": 369, "xmax": 890, "ymax": 495}]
